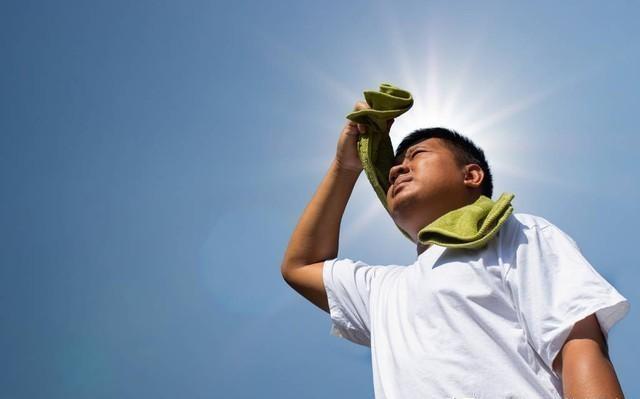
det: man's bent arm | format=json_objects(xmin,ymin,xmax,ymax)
[{"xmin": 280, "ymin": 159, "xmax": 361, "ymax": 312}]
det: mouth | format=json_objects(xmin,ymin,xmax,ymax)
[{"xmin": 392, "ymin": 179, "xmax": 411, "ymax": 197}]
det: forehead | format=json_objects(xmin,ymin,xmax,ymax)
[{"xmin": 393, "ymin": 137, "xmax": 447, "ymax": 164}]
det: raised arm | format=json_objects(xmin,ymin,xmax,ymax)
[{"xmin": 280, "ymin": 101, "xmax": 371, "ymax": 313}]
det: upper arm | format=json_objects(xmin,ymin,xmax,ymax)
[
  {"xmin": 284, "ymin": 257, "xmax": 385, "ymax": 346},
  {"xmin": 553, "ymin": 313, "xmax": 625, "ymax": 397},
  {"xmin": 282, "ymin": 261, "xmax": 329, "ymax": 313},
  {"xmin": 552, "ymin": 313, "xmax": 609, "ymax": 375},
  {"xmin": 504, "ymin": 223, "xmax": 629, "ymax": 374}
]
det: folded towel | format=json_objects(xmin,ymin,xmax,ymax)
[
  {"xmin": 346, "ymin": 83, "xmax": 413, "ymax": 202},
  {"xmin": 418, "ymin": 193, "xmax": 515, "ymax": 249},
  {"xmin": 346, "ymin": 83, "xmax": 415, "ymax": 242},
  {"xmin": 346, "ymin": 83, "xmax": 516, "ymax": 249}
]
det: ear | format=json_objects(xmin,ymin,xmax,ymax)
[{"xmin": 463, "ymin": 164, "xmax": 484, "ymax": 190}]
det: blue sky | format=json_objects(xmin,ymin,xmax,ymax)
[{"xmin": 1, "ymin": 0, "xmax": 638, "ymax": 397}]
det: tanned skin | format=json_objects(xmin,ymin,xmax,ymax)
[{"xmin": 280, "ymin": 100, "xmax": 625, "ymax": 398}]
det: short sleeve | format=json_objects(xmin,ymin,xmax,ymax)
[
  {"xmin": 322, "ymin": 258, "xmax": 387, "ymax": 347},
  {"xmin": 504, "ymin": 223, "xmax": 630, "ymax": 377}
]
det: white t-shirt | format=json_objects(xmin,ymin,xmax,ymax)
[{"xmin": 323, "ymin": 213, "xmax": 630, "ymax": 399}]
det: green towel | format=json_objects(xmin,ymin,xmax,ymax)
[
  {"xmin": 418, "ymin": 193, "xmax": 515, "ymax": 249},
  {"xmin": 346, "ymin": 83, "xmax": 515, "ymax": 249},
  {"xmin": 346, "ymin": 83, "xmax": 415, "ymax": 242}
]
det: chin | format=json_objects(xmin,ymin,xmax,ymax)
[
  {"xmin": 390, "ymin": 189, "xmax": 417, "ymax": 209},
  {"xmin": 388, "ymin": 195, "xmax": 417, "ymax": 224}
]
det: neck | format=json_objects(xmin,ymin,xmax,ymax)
[
  {"xmin": 416, "ymin": 241, "xmax": 431, "ymax": 256},
  {"xmin": 404, "ymin": 192, "xmax": 481, "ymax": 241},
  {"xmin": 412, "ymin": 192, "xmax": 484, "ymax": 256}
]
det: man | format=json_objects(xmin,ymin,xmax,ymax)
[{"xmin": 280, "ymin": 101, "xmax": 629, "ymax": 398}]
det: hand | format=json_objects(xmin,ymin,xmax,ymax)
[
  {"xmin": 334, "ymin": 102, "xmax": 396, "ymax": 173},
  {"xmin": 334, "ymin": 101, "xmax": 370, "ymax": 173}
]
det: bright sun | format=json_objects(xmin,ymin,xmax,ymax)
[{"xmin": 264, "ymin": 32, "xmax": 592, "ymax": 245}]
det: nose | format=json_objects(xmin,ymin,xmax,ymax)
[{"xmin": 388, "ymin": 161, "xmax": 409, "ymax": 186}]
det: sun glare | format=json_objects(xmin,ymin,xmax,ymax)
[{"xmin": 263, "ymin": 28, "xmax": 594, "ymax": 244}]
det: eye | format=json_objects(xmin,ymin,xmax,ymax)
[{"xmin": 411, "ymin": 149, "xmax": 426, "ymax": 159}]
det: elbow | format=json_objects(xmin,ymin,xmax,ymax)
[
  {"xmin": 280, "ymin": 260, "xmax": 298, "ymax": 281},
  {"xmin": 280, "ymin": 253, "xmax": 306, "ymax": 280},
  {"xmin": 280, "ymin": 262, "xmax": 290, "ymax": 280}
]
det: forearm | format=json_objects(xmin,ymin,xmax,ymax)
[
  {"xmin": 281, "ymin": 158, "xmax": 361, "ymax": 269},
  {"xmin": 561, "ymin": 340, "xmax": 624, "ymax": 399}
]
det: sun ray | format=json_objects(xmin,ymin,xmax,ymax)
[
  {"xmin": 491, "ymin": 158, "xmax": 588, "ymax": 193},
  {"xmin": 464, "ymin": 85, "xmax": 558, "ymax": 137},
  {"xmin": 440, "ymin": 32, "xmax": 488, "ymax": 123},
  {"xmin": 258, "ymin": 34, "xmax": 359, "ymax": 105},
  {"xmin": 423, "ymin": 32, "xmax": 441, "ymax": 125},
  {"xmin": 466, "ymin": 67, "xmax": 602, "ymax": 138},
  {"xmin": 449, "ymin": 76, "xmax": 513, "ymax": 131},
  {"xmin": 259, "ymin": 19, "xmax": 606, "ymax": 247},
  {"xmin": 386, "ymin": 22, "xmax": 420, "ymax": 96}
]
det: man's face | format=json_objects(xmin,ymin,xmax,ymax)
[{"xmin": 386, "ymin": 137, "xmax": 470, "ymax": 237}]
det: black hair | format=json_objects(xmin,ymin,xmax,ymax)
[{"xmin": 394, "ymin": 127, "xmax": 494, "ymax": 198}]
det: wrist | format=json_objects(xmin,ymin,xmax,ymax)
[{"xmin": 332, "ymin": 158, "xmax": 363, "ymax": 176}]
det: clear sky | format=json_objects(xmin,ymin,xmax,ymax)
[{"xmin": 1, "ymin": 0, "xmax": 638, "ymax": 397}]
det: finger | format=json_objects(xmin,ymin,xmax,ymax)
[
  {"xmin": 343, "ymin": 121, "xmax": 359, "ymax": 136},
  {"xmin": 357, "ymin": 123, "xmax": 367, "ymax": 134},
  {"xmin": 353, "ymin": 101, "xmax": 370, "ymax": 111}
]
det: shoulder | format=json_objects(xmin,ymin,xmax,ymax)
[
  {"xmin": 500, "ymin": 212, "xmax": 561, "ymax": 238},
  {"xmin": 498, "ymin": 212, "xmax": 583, "ymax": 262},
  {"xmin": 499, "ymin": 212, "xmax": 551, "ymax": 241},
  {"xmin": 498, "ymin": 212, "xmax": 576, "ymax": 254},
  {"xmin": 510, "ymin": 212, "xmax": 554, "ymax": 230}
]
